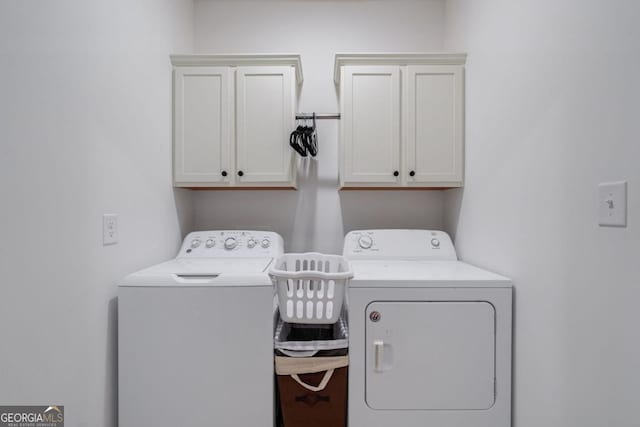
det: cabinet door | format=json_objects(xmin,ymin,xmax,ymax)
[
  {"xmin": 341, "ymin": 66, "xmax": 401, "ymax": 186},
  {"xmin": 174, "ymin": 66, "xmax": 232, "ymax": 185},
  {"xmin": 405, "ymin": 65, "xmax": 464, "ymax": 186},
  {"xmin": 236, "ymin": 66, "xmax": 294, "ymax": 185}
]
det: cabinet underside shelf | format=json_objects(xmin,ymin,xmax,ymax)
[
  {"xmin": 180, "ymin": 186, "xmax": 297, "ymax": 191},
  {"xmin": 340, "ymin": 186, "xmax": 458, "ymax": 191}
]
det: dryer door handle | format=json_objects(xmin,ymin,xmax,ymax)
[{"xmin": 374, "ymin": 340, "xmax": 385, "ymax": 372}]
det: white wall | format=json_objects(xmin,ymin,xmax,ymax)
[
  {"xmin": 443, "ymin": 1, "xmax": 640, "ymax": 426},
  {"xmin": 0, "ymin": 1, "xmax": 194, "ymax": 426},
  {"xmin": 192, "ymin": 0, "xmax": 447, "ymax": 253}
]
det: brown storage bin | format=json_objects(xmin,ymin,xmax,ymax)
[{"xmin": 275, "ymin": 356, "xmax": 348, "ymax": 427}]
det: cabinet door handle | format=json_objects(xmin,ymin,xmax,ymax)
[
  {"xmin": 393, "ymin": 171, "xmax": 399, "ymax": 177},
  {"xmin": 374, "ymin": 340, "xmax": 384, "ymax": 372},
  {"xmin": 221, "ymin": 171, "xmax": 228, "ymax": 177},
  {"xmin": 237, "ymin": 171, "xmax": 244, "ymax": 177},
  {"xmin": 409, "ymin": 170, "xmax": 416, "ymax": 177}
]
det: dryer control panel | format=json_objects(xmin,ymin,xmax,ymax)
[
  {"xmin": 177, "ymin": 230, "xmax": 284, "ymax": 258},
  {"xmin": 343, "ymin": 229, "xmax": 457, "ymax": 260}
]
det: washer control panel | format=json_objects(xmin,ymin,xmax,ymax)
[
  {"xmin": 178, "ymin": 230, "xmax": 283, "ymax": 258},
  {"xmin": 343, "ymin": 229, "xmax": 457, "ymax": 260}
]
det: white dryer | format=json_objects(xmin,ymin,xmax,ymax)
[
  {"xmin": 343, "ymin": 229, "xmax": 512, "ymax": 427},
  {"xmin": 118, "ymin": 230, "xmax": 283, "ymax": 427}
]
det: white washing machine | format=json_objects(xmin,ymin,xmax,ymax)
[
  {"xmin": 343, "ymin": 229, "xmax": 512, "ymax": 427},
  {"xmin": 118, "ymin": 230, "xmax": 283, "ymax": 427}
]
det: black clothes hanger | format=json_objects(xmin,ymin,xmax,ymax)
[
  {"xmin": 289, "ymin": 118, "xmax": 308, "ymax": 157},
  {"xmin": 303, "ymin": 113, "xmax": 318, "ymax": 157},
  {"xmin": 289, "ymin": 113, "xmax": 319, "ymax": 158}
]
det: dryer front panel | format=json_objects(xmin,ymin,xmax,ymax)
[{"xmin": 365, "ymin": 301, "xmax": 495, "ymax": 410}]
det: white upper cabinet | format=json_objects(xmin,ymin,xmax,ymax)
[
  {"xmin": 236, "ymin": 66, "xmax": 294, "ymax": 184},
  {"xmin": 341, "ymin": 66, "xmax": 401, "ymax": 185},
  {"xmin": 174, "ymin": 66, "xmax": 232, "ymax": 185},
  {"xmin": 406, "ymin": 65, "xmax": 464, "ymax": 186},
  {"xmin": 171, "ymin": 54, "xmax": 302, "ymax": 188},
  {"xmin": 335, "ymin": 53, "xmax": 466, "ymax": 188}
]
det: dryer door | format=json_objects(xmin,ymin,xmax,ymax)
[{"xmin": 365, "ymin": 301, "xmax": 495, "ymax": 410}]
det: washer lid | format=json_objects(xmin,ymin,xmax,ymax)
[
  {"xmin": 349, "ymin": 260, "xmax": 511, "ymax": 287},
  {"xmin": 119, "ymin": 258, "xmax": 274, "ymax": 287}
]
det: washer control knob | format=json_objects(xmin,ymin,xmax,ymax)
[
  {"xmin": 205, "ymin": 239, "xmax": 215, "ymax": 248},
  {"xmin": 224, "ymin": 237, "xmax": 237, "ymax": 250},
  {"xmin": 358, "ymin": 235, "xmax": 373, "ymax": 249},
  {"xmin": 247, "ymin": 239, "xmax": 257, "ymax": 249},
  {"xmin": 261, "ymin": 239, "xmax": 271, "ymax": 248},
  {"xmin": 431, "ymin": 238, "xmax": 440, "ymax": 247},
  {"xmin": 190, "ymin": 239, "xmax": 201, "ymax": 249}
]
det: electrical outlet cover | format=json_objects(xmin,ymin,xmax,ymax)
[
  {"xmin": 103, "ymin": 214, "xmax": 119, "ymax": 245},
  {"xmin": 598, "ymin": 181, "xmax": 627, "ymax": 227}
]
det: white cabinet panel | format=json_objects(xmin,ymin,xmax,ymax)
[
  {"xmin": 236, "ymin": 66, "xmax": 294, "ymax": 185},
  {"xmin": 174, "ymin": 67, "xmax": 232, "ymax": 185},
  {"xmin": 366, "ymin": 301, "xmax": 495, "ymax": 410},
  {"xmin": 171, "ymin": 55, "xmax": 301, "ymax": 188},
  {"xmin": 336, "ymin": 54, "xmax": 466, "ymax": 189},
  {"xmin": 341, "ymin": 66, "xmax": 401, "ymax": 186},
  {"xmin": 406, "ymin": 66, "xmax": 464, "ymax": 186}
]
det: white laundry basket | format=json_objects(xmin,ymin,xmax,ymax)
[{"xmin": 270, "ymin": 253, "xmax": 353, "ymax": 324}]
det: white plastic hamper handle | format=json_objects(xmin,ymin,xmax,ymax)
[
  {"xmin": 374, "ymin": 340, "xmax": 384, "ymax": 372},
  {"xmin": 291, "ymin": 369, "xmax": 335, "ymax": 392}
]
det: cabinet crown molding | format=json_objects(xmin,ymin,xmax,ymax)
[
  {"xmin": 170, "ymin": 53, "xmax": 304, "ymax": 84},
  {"xmin": 333, "ymin": 52, "xmax": 467, "ymax": 84}
]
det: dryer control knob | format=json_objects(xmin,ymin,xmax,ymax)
[
  {"xmin": 247, "ymin": 239, "xmax": 257, "ymax": 249},
  {"xmin": 261, "ymin": 239, "xmax": 271, "ymax": 248},
  {"xmin": 205, "ymin": 239, "xmax": 215, "ymax": 248},
  {"xmin": 358, "ymin": 235, "xmax": 373, "ymax": 249},
  {"xmin": 431, "ymin": 238, "xmax": 440, "ymax": 247},
  {"xmin": 224, "ymin": 237, "xmax": 237, "ymax": 250},
  {"xmin": 190, "ymin": 239, "xmax": 201, "ymax": 249}
]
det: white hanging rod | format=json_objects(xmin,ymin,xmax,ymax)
[{"xmin": 296, "ymin": 113, "xmax": 341, "ymax": 120}]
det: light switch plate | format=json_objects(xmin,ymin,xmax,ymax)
[
  {"xmin": 103, "ymin": 214, "xmax": 119, "ymax": 245},
  {"xmin": 598, "ymin": 181, "xmax": 627, "ymax": 227}
]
